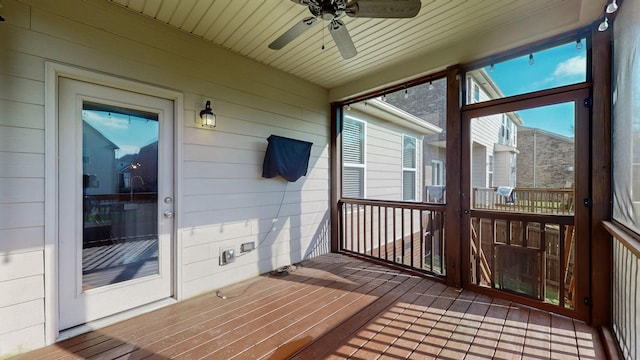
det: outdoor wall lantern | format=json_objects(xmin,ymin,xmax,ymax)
[{"xmin": 198, "ymin": 100, "xmax": 216, "ymax": 128}]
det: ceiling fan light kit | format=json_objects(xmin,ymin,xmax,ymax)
[{"xmin": 269, "ymin": 0, "xmax": 421, "ymax": 60}]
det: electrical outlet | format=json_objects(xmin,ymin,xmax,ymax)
[
  {"xmin": 220, "ymin": 248, "xmax": 235, "ymax": 265},
  {"xmin": 241, "ymin": 242, "xmax": 255, "ymax": 253}
]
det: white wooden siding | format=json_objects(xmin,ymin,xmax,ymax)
[
  {"xmin": 0, "ymin": 325, "xmax": 45, "ymax": 357},
  {"xmin": 472, "ymin": 143, "xmax": 487, "ymax": 188},
  {"xmin": 493, "ymin": 152, "xmax": 512, "ymax": 187},
  {"xmin": 0, "ymin": 0, "xmax": 330, "ymax": 356}
]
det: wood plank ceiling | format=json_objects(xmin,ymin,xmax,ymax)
[{"xmin": 107, "ymin": 0, "xmax": 604, "ymax": 90}]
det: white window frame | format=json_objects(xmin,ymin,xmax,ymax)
[
  {"xmin": 342, "ymin": 115, "xmax": 366, "ymax": 198},
  {"xmin": 402, "ymin": 134, "xmax": 417, "ymax": 201},
  {"xmin": 488, "ymin": 154, "xmax": 494, "ymax": 188},
  {"xmin": 431, "ymin": 160, "xmax": 444, "ymax": 186},
  {"xmin": 473, "ymin": 84, "xmax": 480, "ymax": 103}
]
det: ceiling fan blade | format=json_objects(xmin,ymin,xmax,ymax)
[
  {"xmin": 269, "ymin": 16, "xmax": 318, "ymax": 50},
  {"xmin": 291, "ymin": 0, "xmax": 321, "ymax": 6},
  {"xmin": 328, "ymin": 20, "xmax": 357, "ymax": 60},
  {"xmin": 346, "ymin": 0, "xmax": 421, "ymax": 18}
]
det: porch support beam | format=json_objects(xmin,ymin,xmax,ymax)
[
  {"xmin": 445, "ymin": 65, "xmax": 462, "ymax": 288},
  {"xmin": 330, "ymin": 102, "xmax": 342, "ymax": 253},
  {"xmin": 590, "ymin": 25, "xmax": 612, "ymax": 328}
]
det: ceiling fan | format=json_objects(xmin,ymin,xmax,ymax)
[{"xmin": 268, "ymin": 0, "xmax": 422, "ymax": 60}]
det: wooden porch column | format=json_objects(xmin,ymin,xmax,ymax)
[
  {"xmin": 590, "ymin": 25, "xmax": 613, "ymax": 328},
  {"xmin": 445, "ymin": 65, "xmax": 462, "ymax": 288},
  {"xmin": 330, "ymin": 102, "xmax": 342, "ymax": 253}
]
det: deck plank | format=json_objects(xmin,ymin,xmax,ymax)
[
  {"xmin": 573, "ymin": 320, "xmax": 606, "ymax": 359},
  {"xmin": 13, "ymin": 254, "xmax": 606, "ymax": 360},
  {"xmin": 522, "ymin": 309, "xmax": 551, "ymax": 360},
  {"xmin": 493, "ymin": 304, "xmax": 530, "ymax": 359},
  {"xmin": 550, "ymin": 313, "xmax": 580, "ymax": 359}
]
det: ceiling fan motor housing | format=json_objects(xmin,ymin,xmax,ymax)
[{"xmin": 308, "ymin": 0, "xmax": 346, "ymax": 21}]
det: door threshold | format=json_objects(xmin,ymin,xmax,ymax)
[{"xmin": 57, "ymin": 297, "xmax": 177, "ymax": 341}]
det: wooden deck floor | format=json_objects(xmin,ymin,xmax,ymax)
[{"xmin": 17, "ymin": 253, "xmax": 605, "ymax": 359}]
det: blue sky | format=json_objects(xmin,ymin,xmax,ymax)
[{"xmin": 486, "ymin": 39, "xmax": 587, "ymax": 138}]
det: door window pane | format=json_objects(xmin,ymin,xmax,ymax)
[
  {"xmin": 469, "ymin": 101, "xmax": 578, "ymax": 310},
  {"xmin": 82, "ymin": 102, "xmax": 160, "ymax": 289},
  {"xmin": 471, "ymin": 103, "xmax": 575, "ymax": 214}
]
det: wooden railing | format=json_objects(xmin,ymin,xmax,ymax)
[
  {"xmin": 603, "ymin": 221, "xmax": 640, "ymax": 359},
  {"xmin": 339, "ymin": 199, "xmax": 446, "ymax": 277},
  {"xmin": 83, "ymin": 193, "xmax": 158, "ymax": 247},
  {"xmin": 473, "ymin": 187, "xmax": 574, "ymax": 214}
]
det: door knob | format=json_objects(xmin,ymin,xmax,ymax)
[{"xmin": 164, "ymin": 210, "xmax": 174, "ymax": 218}]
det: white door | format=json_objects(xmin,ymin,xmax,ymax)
[{"xmin": 58, "ymin": 78, "xmax": 174, "ymax": 330}]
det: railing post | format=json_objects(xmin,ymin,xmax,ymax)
[{"xmin": 446, "ymin": 65, "xmax": 462, "ymax": 288}]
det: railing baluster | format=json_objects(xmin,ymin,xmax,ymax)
[
  {"xmin": 559, "ymin": 223, "xmax": 566, "ymax": 308},
  {"xmin": 420, "ymin": 210, "xmax": 424, "ymax": 271},
  {"xmin": 441, "ymin": 213, "xmax": 445, "ymax": 275},
  {"xmin": 401, "ymin": 208, "xmax": 405, "ymax": 265},
  {"xmin": 491, "ymin": 218, "xmax": 496, "ymax": 289},
  {"xmin": 350, "ymin": 203, "xmax": 355, "ymax": 252},
  {"xmin": 384, "ymin": 206, "xmax": 388, "ymax": 261},
  {"xmin": 429, "ymin": 211, "xmax": 434, "ymax": 272},
  {"xmin": 392, "ymin": 207, "xmax": 397, "ymax": 264},
  {"xmin": 369, "ymin": 205, "xmax": 374, "ymax": 258},
  {"xmin": 378, "ymin": 206, "xmax": 382, "ymax": 259},
  {"xmin": 540, "ymin": 222, "xmax": 546, "ymax": 301},
  {"xmin": 410, "ymin": 209, "xmax": 414, "ymax": 268}
]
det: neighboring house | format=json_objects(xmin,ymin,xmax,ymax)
[
  {"xmin": 467, "ymin": 69, "xmax": 522, "ymax": 189},
  {"xmin": 516, "ymin": 126, "xmax": 575, "ymax": 188},
  {"xmin": 82, "ymin": 121, "xmax": 119, "ymax": 196},
  {"xmin": 343, "ymin": 98, "xmax": 442, "ymax": 202}
]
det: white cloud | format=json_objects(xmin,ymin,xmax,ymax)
[
  {"xmin": 530, "ymin": 54, "xmax": 586, "ymax": 89},
  {"xmin": 116, "ymin": 145, "xmax": 141, "ymax": 156},
  {"xmin": 553, "ymin": 55, "xmax": 586, "ymax": 78}
]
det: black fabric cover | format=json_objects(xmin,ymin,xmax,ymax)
[{"xmin": 262, "ymin": 135, "xmax": 313, "ymax": 182}]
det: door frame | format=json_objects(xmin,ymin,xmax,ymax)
[
  {"xmin": 44, "ymin": 62, "xmax": 184, "ymax": 344},
  {"xmin": 460, "ymin": 83, "xmax": 592, "ymax": 321}
]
